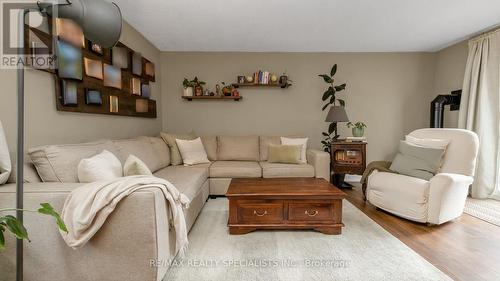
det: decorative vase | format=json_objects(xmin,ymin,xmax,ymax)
[
  {"xmin": 183, "ymin": 87, "xmax": 193, "ymax": 97},
  {"xmin": 352, "ymin": 127, "xmax": 364, "ymax": 137}
]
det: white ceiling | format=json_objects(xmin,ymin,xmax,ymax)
[{"xmin": 114, "ymin": 0, "xmax": 500, "ymax": 52}]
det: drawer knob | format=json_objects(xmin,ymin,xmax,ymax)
[
  {"xmin": 305, "ymin": 210, "xmax": 318, "ymax": 217},
  {"xmin": 253, "ymin": 210, "xmax": 268, "ymax": 217}
]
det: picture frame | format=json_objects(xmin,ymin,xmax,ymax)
[
  {"xmin": 85, "ymin": 89, "xmax": 103, "ymax": 105},
  {"xmin": 60, "ymin": 80, "xmax": 78, "ymax": 106},
  {"xmin": 109, "ymin": 96, "xmax": 119, "ymax": 113}
]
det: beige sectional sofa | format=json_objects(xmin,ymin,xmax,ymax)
[{"xmin": 0, "ymin": 135, "xmax": 329, "ymax": 281}]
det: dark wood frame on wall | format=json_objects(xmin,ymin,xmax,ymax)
[{"xmin": 25, "ymin": 20, "xmax": 157, "ymax": 118}]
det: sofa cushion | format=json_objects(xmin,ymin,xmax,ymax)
[
  {"xmin": 260, "ymin": 162, "xmax": 315, "ymax": 178},
  {"xmin": 77, "ymin": 150, "xmax": 123, "ymax": 183},
  {"xmin": 29, "ymin": 140, "xmax": 118, "ymax": 183},
  {"xmin": 390, "ymin": 141, "xmax": 445, "ymax": 181},
  {"xmin": 160, "ymin": 132, "xmax": 196, "ymax": 166},
  {"xmin": 124, "ymin": 155, "xmax": 152, "ymax": 176},
  {"xmin": 217, "ymin": 136, "xmax": 259, "ymax": 161},
  {"xmin": 0, "ymin": 121, "xmax": 11, "ymax": 185},
  {"xmin": 200, "ymin": 136, "xmax": 217, "ymax": 161},
  {"xmin": 367, "ymin": 171, "xmax": 430, "ymax": 222},
  {"xmin": 210, "ymin": 161, "xmax": 262, "ymax": 178},
  {"xmin": 148, "ymin": 137, "xmax": 170, "ymax": 168},
  {"xmin": 259, "ymin": 136, "xmax": 281, "ymax": 161},
  {"xmin": 153, "ymin": 164, "xmax": 210, "ymax": 200},
  {"xmin": 267, "ymin": 145, "xmax": 302, "ymax": 164},
  {"xmin": 113, "ymin": 137, "xmax": 162, "ymax": 172},
  {"xmin": 176, "ymin": 138, "xmax": 210, "ymax": 166}
]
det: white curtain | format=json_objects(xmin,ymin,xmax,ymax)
[{"xmin": 459, "ymin": 30, "xmax": 500, "ymax": 200}]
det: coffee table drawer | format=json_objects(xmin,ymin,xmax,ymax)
[
  {"xmin": 238, "ymin": 202, "xmax": 283, "ymax": 223},
  {"xmin": 288, "ymin": 202, "xmax": 334, "ymax": 221}
]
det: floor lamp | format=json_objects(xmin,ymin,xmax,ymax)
[{"xmin": 15, "ymin": 1, "xmax": 122, "ymax": 280}]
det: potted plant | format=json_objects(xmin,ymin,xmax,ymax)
[
  {"xmin": 182, "ymin": 77, "xmax": 206, "ymax": 97},
  {"xmin": 182, "ymin": 78, "xmax": 196, "ymax": 97},
  {"xmin": 319, "ymin": 64, "xmax": 347, "ymax": 153},
  {"xmin": 0, "ymin": 203, "xmax": 67, "ymax": 250},
  {"xmin": 347, "ymin": 122, "xmax": 367, "ymax": 137}
]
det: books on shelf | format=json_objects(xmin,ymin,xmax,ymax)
[
  {"xmin": 251, "ymin": 70, "xmax": 274, "ymax": 85},
  {"xmin": 346, "ymin": 137, "xmax": 367, "ymax": 143}
]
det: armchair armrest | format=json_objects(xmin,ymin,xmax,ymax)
[
  {"xmin": 428, "ymin": 173, "xmax": 473, "ymax": 224},
  {"xmin": 307, "ymin": 149, "xmax": 331, "ymax": 182}
]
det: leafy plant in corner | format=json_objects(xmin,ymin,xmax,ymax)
[
  {"xmin": 319, "ymin": 64, "xmax": 347, "ymax": 153},
  {"xmin": 0, "ymin": 203, "xmax": 68, "ymax": 250}
]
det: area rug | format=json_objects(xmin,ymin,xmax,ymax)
[
  {"xmin": 464, "ymin": 197, "xmax": 500, "ymax": 226},
  {"xmin": 163, "ymin": 198, "xmax": 451, "ymax": 281}
]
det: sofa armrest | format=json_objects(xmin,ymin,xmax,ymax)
[
  {"xmin": 307, "ymin": 149, "xmax": 331, "ymax": 182},
  {"xmin": 428, "ymin": 173, "xmax": 473, "ymax": 224},
  {"xmin": 0, "ymin": 184, "xmax": 170, "ymax": 281}
]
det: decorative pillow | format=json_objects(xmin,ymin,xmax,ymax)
[
  {"xmin": 267, "ymin": 145, "xmax": 302, "ymax": 164},
  {"xmin": 405, "ymin": 135, "xmax": 449, "ymax": 149},
  {"xmin": 77, "ymin": 150, "xmax": 123, "ymax": 183},
  {"xmin": 175, "ymin": 138, "xmax": 210, "ymax": 166},
  {"xmin": 0, "ymin": 121, "xmax": 11, "ymax": 185},
  {"xmin": 123, "ymin": 155, "xmax": 152, "ymax": 176},
  {"xmin": 160, "ymin": 131, "xmax": 196, "ymax": 165},
  {"xmin": 281, "ymin": 137, "xmax": 308, "ymax": 164},
  {"xmin": 390, "ymin": 141, "xmax": 445, "ymax": 181}
]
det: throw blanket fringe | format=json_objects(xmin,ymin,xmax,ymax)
[{"xmin": 60, "ymin": 175, "xmax": 190, "ymax": 257}]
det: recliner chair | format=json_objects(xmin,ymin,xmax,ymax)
[{"xmin": 366, "ymin": 129, "xmax": 479, "ymax": 225}]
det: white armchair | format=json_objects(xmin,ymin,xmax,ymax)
[{"xmin": 366, "ymin": 129, "xmax": 479, "ymax": 225}]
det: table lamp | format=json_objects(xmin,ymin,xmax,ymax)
[{"xmin": 325, "ymin": 105, "xmax": 350, "ymax": 140}]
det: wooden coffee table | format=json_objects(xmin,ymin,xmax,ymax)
[{"xmin": 226, "ymin": 178, "xmax": 346, "ymax": 235}]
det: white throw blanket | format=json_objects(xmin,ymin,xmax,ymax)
[{"xmin": 60, "ymin": 175, "xmax": 190, "ymax": 256}]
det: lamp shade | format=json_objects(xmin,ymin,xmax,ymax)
[
  {"xmin": 45, "ymin": 0, "xmax": 122, "ymax": 48},
  {"xmin": 325, "ymin": 106, "xmax": 349, "ymax": 122}
]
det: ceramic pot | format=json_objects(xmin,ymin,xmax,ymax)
[
  {"xmin": 183, "ymin": 87, "xmax": 193, "ymax": 97},
  {"xmin": 352, "ymin": 127, "xmax": 364, "ymax": 137}
]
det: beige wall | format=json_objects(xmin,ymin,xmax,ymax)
[
  {"xmin": 161, "ymin": 52, "xmax": 436, "ymax": 162},
  {"xmin": 433, "ymin": 41, "xmax": 469, "ymax": 128},
  {"xmin": 0, "ymin": 22, "xmax": 162, "ymax": 160}
]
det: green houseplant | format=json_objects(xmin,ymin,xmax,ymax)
[
  {"xmin": 347, "ymin": 122, "xmax": 367, "ymax": 137},
  {"xmin": 182, "ymin": 77, "xmax": 206, "ymax": 97},
  {"xmin": 319, "ymin": 64, "xmax": 347, "ymax": 153},
  {"xmin": 0, "ymin": 203, "xmax": 67, "ymax": 250}
]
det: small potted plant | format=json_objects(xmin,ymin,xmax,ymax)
[
  {"xmin": 347, "ymin": 122, "xmax": 367, "ymax": 137},
  {"xmin": 182, "ymin": 78, "xmax": 196, "ymax": 97},
  {"xmin": 182, "ymin": 77, "xmax": 206, "ymax": 97}
]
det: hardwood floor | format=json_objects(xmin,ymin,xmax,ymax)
[{"xmin": 344, "ymin": 185, "xmax": 500, "ymax": 281}]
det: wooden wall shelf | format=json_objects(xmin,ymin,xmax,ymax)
[
  {"xmin": 182, "ymin": 96, "xmax": 242, "ymax": 101},
  {"xmin": 232, "ymin": 83, "xmax": 291, "ymax": 89}
]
